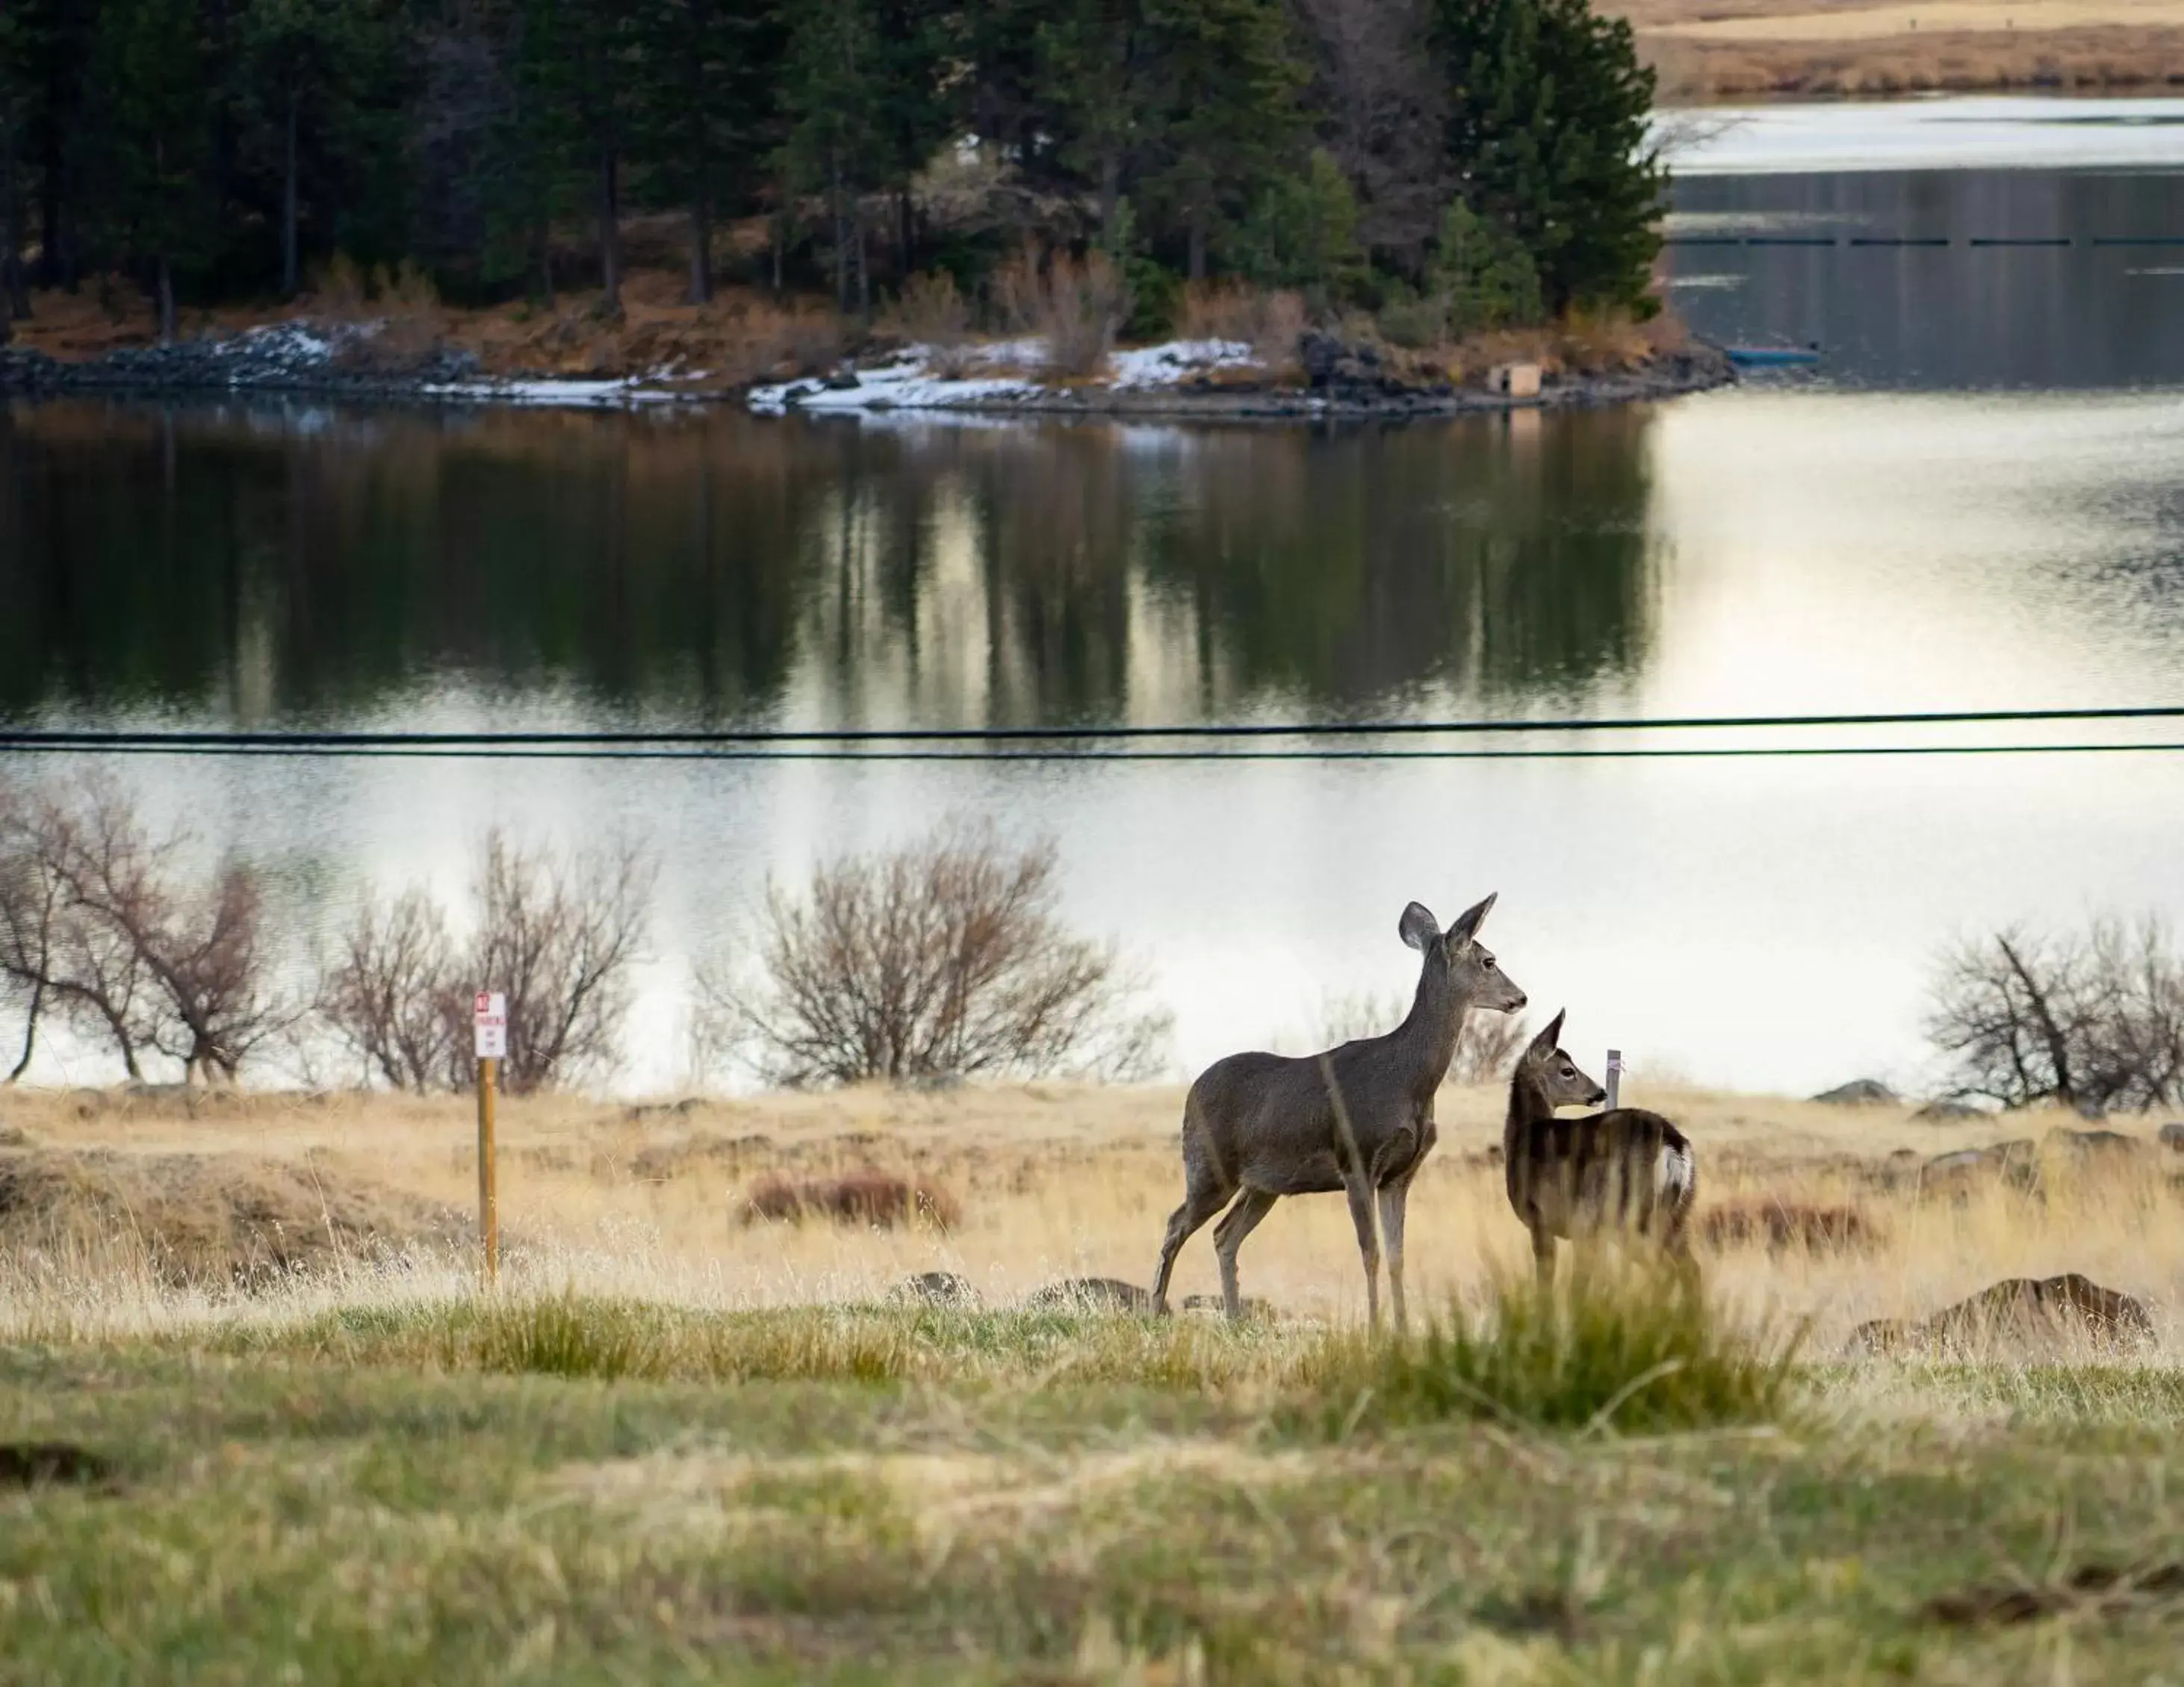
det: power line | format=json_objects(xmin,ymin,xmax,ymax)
[
  {"xmin": 4, "ymin": 702, "xmax": 2183, "ymax": 753},
  {"xmin": 2, "ymin": 741, "xmax": 2183, "ymax": 763}
]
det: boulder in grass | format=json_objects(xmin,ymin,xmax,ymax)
[
  {"xmin": 1919, "ymin": 1140, "xmax": 2040, "ymax": 1198},
  {"xmin": 2159, "ymin": 1122, "xmax": 2184, "ymax": 1153},
  {"xmin": 1913, "ymin": 1099, "xmax": 1985, "ymax": 1122},
  {"xmin": 1023, "ymin": 1276, "xmax": 1151, "ymax": 1314},
  {"xmin": 887, "ymin": 1271, "xmax": 981, "ymax": 1308},
  {"xmin": 2045, "ymin": 1126, "xmax": 2153, "ymax": 1166},
  {"xmin": 1811, "ymin": 1078, "xmax": 1898, "ymax": 1107},
  {"xmin": 1846, "ymin": 1273, "xmax": 2153, "ymax": 1358}
]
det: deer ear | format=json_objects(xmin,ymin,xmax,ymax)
[
  {"xmin": 1528, "ymin": 1008, "xmax": 1566, "ymax": 1056},
  {"xmin": 1398, "ymin": 901, "xmax": 1440, "ymax": 951},
  {"xmin": 1448, "ymin": 891, "xmax": 1497, "ymax": 945}
]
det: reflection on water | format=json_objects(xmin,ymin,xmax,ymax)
[
  {"xmin": 7, "ymin": 135, "xmax": 2184, "ymax": 1098},
  {"xmin": 1666, "ymin": 167, "xmax": 2184, "ymax": 389},
  {"xmin": 0, "ymin": 403, "xmax": 1661, "ymax": 727}
]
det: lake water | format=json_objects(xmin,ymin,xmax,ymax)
[{"xmin": 5, "ymin": 99, "xmax": 2183, "ymax": 1099}]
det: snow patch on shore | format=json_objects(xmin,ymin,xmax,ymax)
[{"xmin": 748, "ymin": 336, "xmax": 1265, "ymax": 414}]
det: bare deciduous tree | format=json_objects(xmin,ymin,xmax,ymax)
[
  {"xmin": 1927, "ymin": 918, "xmax": 2184, "ymax": 1113},
  {"xmin": 0, "ymin": 786, "xmax": 67, "ymax": 1081},
  {"xmin": 701, "ymin": 821, "xmax": 1170, "ymax": 1088},
  {"xmin": 312, "ymin": 833, "xmax": 655, "ymax": 1096},
  {"xmin": 318, "ymin": 886, "xmax": 465, "ymax": 1091},
  {"xmin": 1320, "ymin": 988, "xmax": 1527, "ymax": 1083},
  {"xmin": 0, "ymin": 774, "xmax": 288, "ymax": 1084},
  {"xmin": 466, "ymin": 830, "xmax": 656, "ymax": 1096}
]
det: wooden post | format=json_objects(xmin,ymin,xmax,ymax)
[
  {"xmin": 1605, "ymin": 1048, "xmax": 1623, "ymax": 1110},
  {"xmin": 477, "ymin": 1054, "xmax": 499, "ymax": 1286},
  {"xmin": 472, "ymin": 989, "xmax": 506, "ymax": 1287}
]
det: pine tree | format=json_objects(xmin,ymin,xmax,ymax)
[
  {"xmin": 1034, "ymin": 0, "xmax": 1148, "ymax": 245},
  {"xmin": 518, "ymin": 0, "xmax": 638, "ymax": 314},
  {"xmin": 0, "ymin": 7, "xmax": 31, "ymax": 328},
  {"xmin": 87, "ymin": 0, "xmax": 213, "ymax": 340},
  {"xmin": 240, "ymin": 0, "xmax": 385, "ymax": 298},
  {"xmin": 630, "ymin": 0, "xmax": 784, "ymax": 304},
  {"xmin": 1434, "ymin": 0, "xmax": 1660, "ymax": 314},
  {"xmin": 1137, "ymin": 0, "xmax": 1303, "ymax": 281},
  {"xmin": 781, "ymin": 0, "xmax": 887, "ymax": 315}
]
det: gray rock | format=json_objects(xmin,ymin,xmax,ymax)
[
  {"xmin": 886, "ymin": 1271, "xmax": 980, "ymax": 1308},
  {"xmin": 1913, "ymin": 1099, "xmax": 1985, "ymax": 1122},
  {"xmin": 1846, "ymin": 1273, "xmax": 2153, "ymax": 1358},
  {"xmin": 1920, "ymin": 1139, "xmax": 2041, "ymax": 1195},
  {"xmin": 1811, "ymin": 1078, "xmax": 1899, "ymax": 1107},
  {"xmin": 2161, "ymin": 1122, "xmax": 2184, "ymax": 1152},
  {"xmin": 2046, "ymin": 1126, "xmax": 2148, "ymax": 1160},
  {"xmin": 1022, "ymin": 1276, "xmax": 1152, "ymax": 1314}
]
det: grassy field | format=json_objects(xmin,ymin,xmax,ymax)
[
  {"xmin": 4, "ymin": 1078, "xmax": 2183, "ymax": 1680},
  {"xmin": 1608, "ymin": 0, "xmax": 2184, "ymax": 96}
]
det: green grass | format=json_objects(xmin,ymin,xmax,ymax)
[
  {"xmin": 2, "ymin": 1293, "xmax": 2183, "ymax": 1683},
  {"xmin": 1306, "ymin": 1269, "xmax": 1808, "ymax": 1436}
]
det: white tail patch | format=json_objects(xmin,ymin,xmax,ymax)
[{"xmin": 1655, "ymin": 1143, "xmax": 1693, "ymax": 1200}]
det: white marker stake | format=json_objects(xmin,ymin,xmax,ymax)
[
  {"xmin": 1605, "ymin": 1048, "xmax": 1623, "ymax": 1110},
  {"xmin": 473, "ymin": 991, "xmax": 506, "ymax": 1284}
]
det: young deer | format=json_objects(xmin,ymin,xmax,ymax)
[
  {"xmin": 1504, "ymin": 1011, "xmax": 1699, "ymax": 1288},
  {"xmin": 1151, "ymin": 893, "xmax": 1527, "ymax": 1330}
]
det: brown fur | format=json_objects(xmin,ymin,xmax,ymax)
[{"xmin": 1504, "ymin": 1012, "xmax": 1699, "ymax": 1287}]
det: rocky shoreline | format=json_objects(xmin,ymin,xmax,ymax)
[{"xmin": 1, "ymin": 324, "xmax": 1737, "ymax": 419}]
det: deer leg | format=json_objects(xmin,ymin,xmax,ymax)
[
  {"xmin": 1377, "ymin": 1178, "xmax": 1414, "ymax": 1335},
  {"xmin": 1530, "ymin": 1222, "xmax": 1557, "ymax": 1294},
  {"xmin": 1212, "ymin": 1187, "xmax": 1279, "ymax": 1322},
  {"xmin": 1152, "ymin": 1178, "xmax": 1230, "ymax": 1316},
  {"xmin": 1663, "ymin": 1217, "xmax": 1702, "ymax": 1296},
  {"xmin": 1344, "ymin": 1174, "xmax": 1382, "ymax": 1331}
]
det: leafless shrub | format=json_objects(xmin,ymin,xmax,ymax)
[
  {"xmin": 465, "ymin": 830, "xmax": 656, "ymax": 1096},
  {"xmin": 0, "ymin": 774, "xmax": 290, "ymax": 1084},
  {"xmin": 699, "ymin": 820, "xmax": 1170, "ymax": 1088},
  {"xmin": 887, "ymin": 271, "xmax": 973, "ymax": 374},
  {"xmin": 1319, "ymin": 989, "xmax": 1526, "ymax": 1083},
  {"xmin": 0, "ymin": 788, "xmax": 67, "ymax": 1082},
  {"xmin": 1177, "ymin": 282, "xmax": 1308, "ymax": 369},
  {"xmin": 312, "ymin": 830, "xmax": 654, "ymax": 1095},
  {"xmin": 1926, "ymin": 918, "xmax": 2184, "ymax": 1113},
  {"xmin": 992, "ymin": 246, "xmax": 1129, "ymax": 378},
  {"xmin": 318, "ymin": 886, "xmax": 465, "ymax": 1092},
  {"xmin": 739, "ymin": 1170, "xmax": 961, "ymax": 1231}
]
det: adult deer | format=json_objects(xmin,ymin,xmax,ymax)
[
  {"xmin": 1504, "ymin": 1011, "xmax": 1699, "ymax": 1288},
  {"xmin": 1150, "ymin": 894, "xmax": 1526, "ymax": 1329}
]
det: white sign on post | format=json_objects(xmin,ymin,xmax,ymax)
[{"xmin": 474, "ymin": 991, "xmax": 507, "ymax": 1060}]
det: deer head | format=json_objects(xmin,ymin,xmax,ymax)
[
  {"xmin": 1520, "ymin": 1009, "xmax": 1608, "ymax": 1108},
  {"xmin": 1400, "ymin": 892, "xmax": 1527, "ymax": 1016}
]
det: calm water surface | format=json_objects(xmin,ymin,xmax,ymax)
[{"xmin": 5, "ymin": 102, "xmax": 2182, "ymax": 1096}]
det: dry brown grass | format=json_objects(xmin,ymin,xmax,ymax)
[
  {"xmin": 1602, "ymin": 0, "xmax": 2184, "ymax": 95},
  {"xmin": 1, "ymin": 270, "xmax": 849, "ymax": 390},
  {"xmin": 1176, "ymin": 282, "xmax": 1309, "ymax": 373},
  {"xmin": 741, "ymin": 1169, "xmax": 961, "ymax": 1232},
  {"xmin": 4, "ymin": 1076, "xmax": 2181, "ymax": 1359}
]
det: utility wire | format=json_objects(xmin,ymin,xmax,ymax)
[
  {"xmin": 2, "ymin": 741, "xmax": 2183, "ymax": 763},
  {"xmin": 3, "ymin": 702, "xmax": 2183, "ymax": 753}
]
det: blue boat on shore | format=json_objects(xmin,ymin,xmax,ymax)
[{"xmin": 1724, "ymin": 344, "xmax": 1822, "ymax": 369}]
